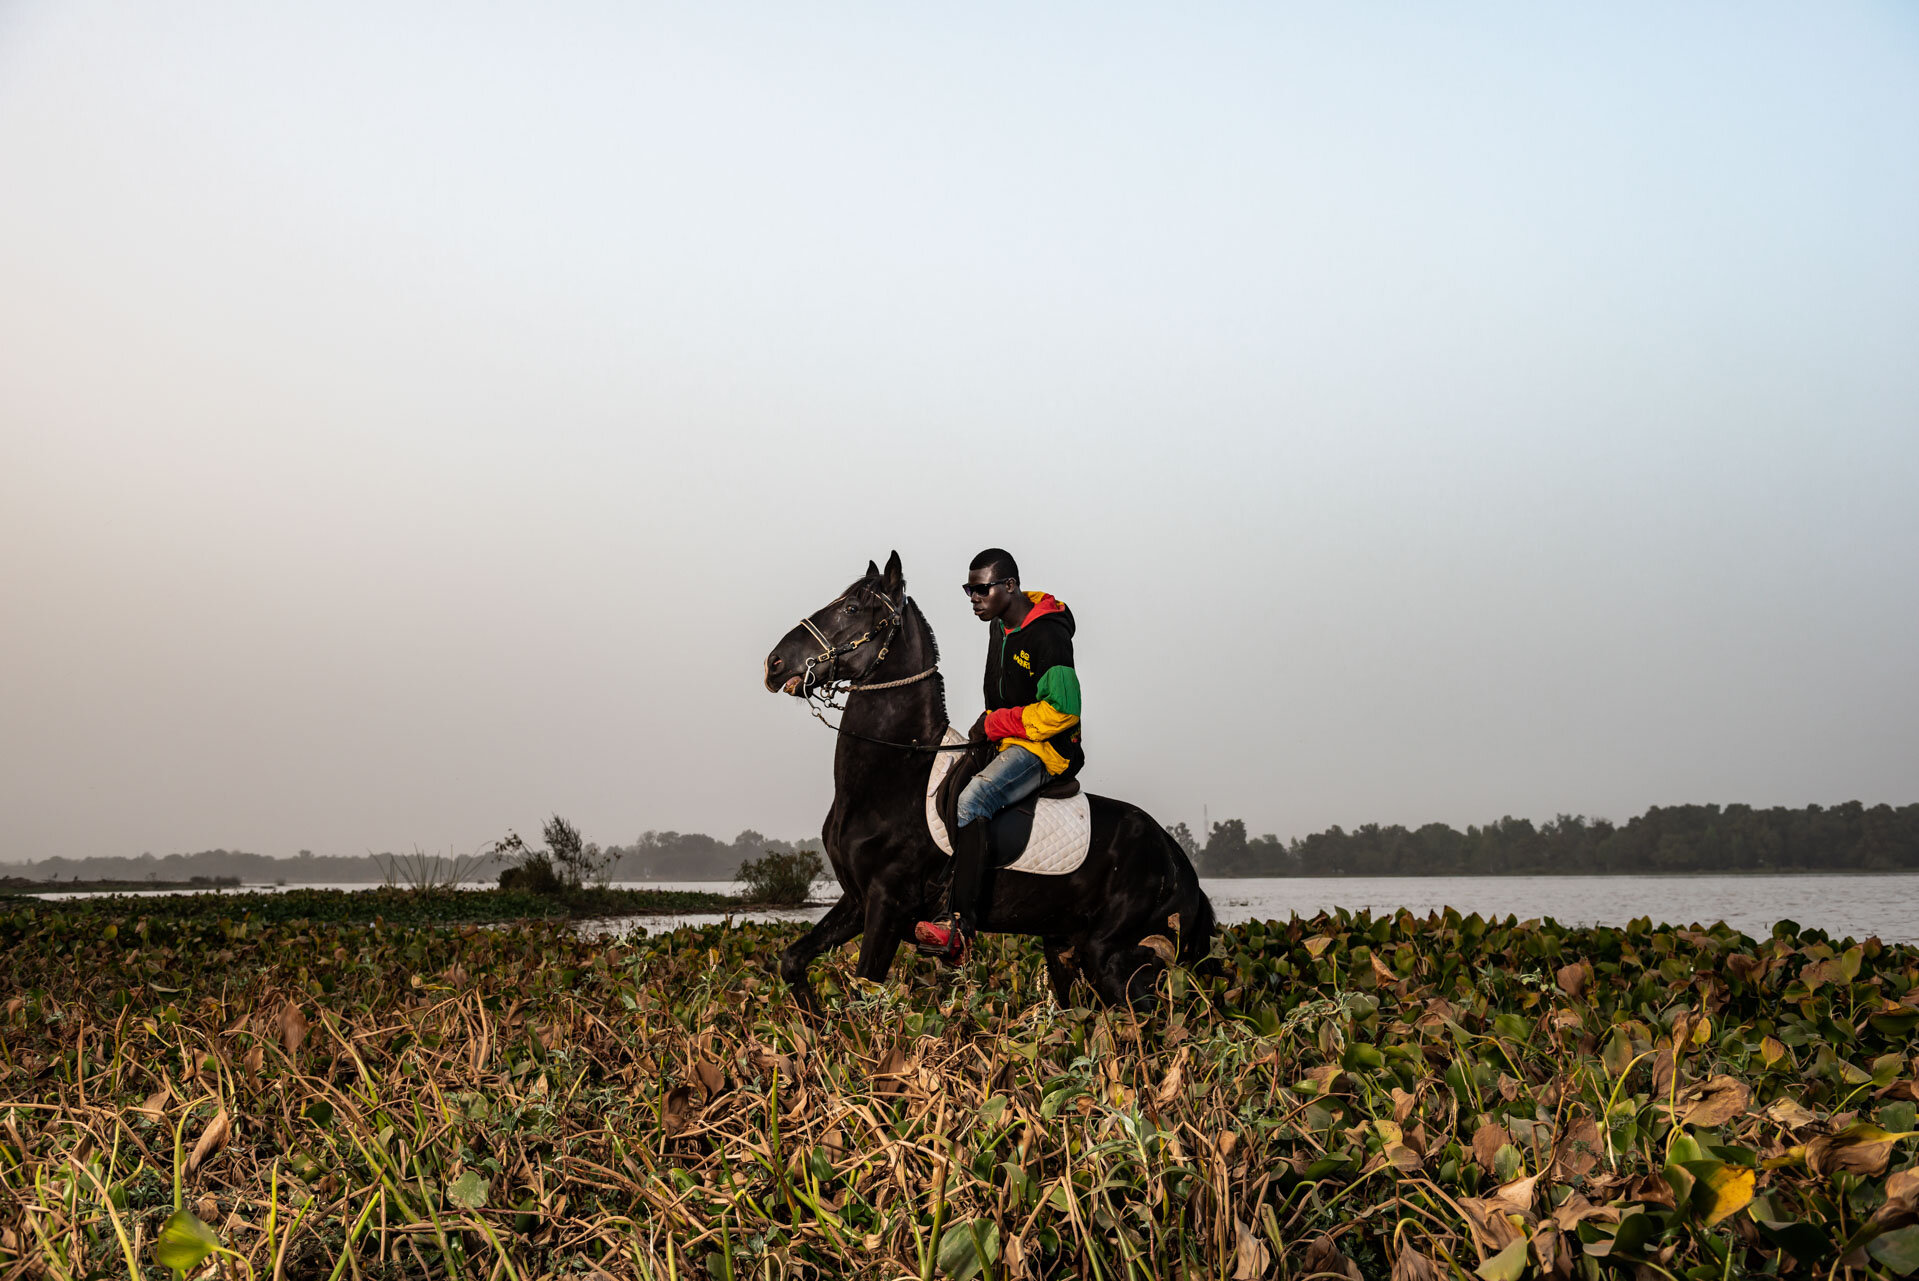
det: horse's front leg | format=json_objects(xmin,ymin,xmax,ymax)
[{"xmin": 780, "ymin": 893, "xmax": 865, "ymax": 1011}]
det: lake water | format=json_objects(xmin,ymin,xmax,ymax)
[
  {"xmin": 584, "ymin": 873, "xmax": 1919, "ymax": 944},
  {"xmin": 23, "ymin": 874, "xmax": 1918, "ymax": 944}
]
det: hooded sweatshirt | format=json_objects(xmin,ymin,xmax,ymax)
[{"xmin": 979, "ymin": 592, "xmax": 1083, "ymax": 778}]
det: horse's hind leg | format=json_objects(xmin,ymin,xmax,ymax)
[
  {"xmin": 1042, "ymin": 936, "xmax": 1083, "ymax": 1006},
  {"xmin": 780, "ymin": 894, "xmax": 864, "ymax": 1010},
  {"xmin": 1084, "ymin": 939, "xmax": 1164, "ymax": 1011}
]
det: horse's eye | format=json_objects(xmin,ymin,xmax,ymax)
[{"xmin": 842, "ymin": 603, "xmax": 859, "ymax": 614}]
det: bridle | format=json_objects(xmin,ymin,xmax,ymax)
[{"xmin": 792, "ymin": 590, "xmax": 973, "ymax": 753}]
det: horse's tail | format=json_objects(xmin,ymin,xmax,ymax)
[{"xmin": 1153, "ymin": 829, "xmax": 1216, "ymax": 969}]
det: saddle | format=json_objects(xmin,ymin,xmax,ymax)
[{"xmin": 934, "ymin": 738, "xmax": 1084, "ymax": 869}]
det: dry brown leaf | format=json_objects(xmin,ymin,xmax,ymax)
[
  {"xmin": 1140, "ymin": 934, "xmax": 1176, "ymax": 965},
  {"xmin": 1391, "ymin": 1244, "xmax": 1446, "ymax": 1281},
  {"xmin": 1650, "ymin": 1047, "xmax": 1676, "ymax": 1096},
  {"xmin": 1550, "ymin": 1115, "xmax": 1603, "ymax": 1180},
  {"xmin": 1869, "ymin": 1168, "xmax": 1919, "ymax": 1230},
  {"xmin": 134, "ymin": 1085, "xmax": 170, "ymax": 1122},
  {"xmin": 1385, "ymin": 1140, "xmax": 1424, "ymax": 1172},
  {"xmin": 280, "ymin": 1003, "xmax": 308, "ymax": 1057},
  {"xmin": 749, "ymin": 1044, "xmax": 795, "ymax": 1080},
  {"xmin": 1370, "ymin": 952, "xmax": 1400, "ymax": 986},
  {"xmin": 1555, "ymin": 960, "xmax": 1591, "ymax": 998},
  {"xmin": 1459, "ymin": 1196, "xmax": 1524, "ymax": 1251},
  {"xmin": 1301, "ymin": 1234, "xmax": 1361, "ymax": 1281},
  {"xmin": 1807, "ymin": 1122, "xmax": 1914, "ymax": 1176},
  {"xmin": 188, "ymin": 1108, "xmax": 230, "ymax": 1172},
  {"xmin": 1552, "ymin": 1192, "xmax": 1619, "ymax": 1231},
  {"xmin": 1391, "ymin": 1086, "xmax": 1418, "ymax": 1122},
  {"xmin": 1154, "ymin": 1047, "xmax": 1189, "ymax": 1108},
  {"xmin": 1002, "ymin": 1233, "xmax": 1028, "ymax": 1280},
  {"xmin": 1765, "ymin": 1097, "xmax": 1819, "ymax": 1130},
  {"xmin": 872, "ymin": 1047, "xmax": 909, "ymax": 1098},
  {"xmin": 694, "ymin": 1059, "xmax": 725, "ymax": 1100},
  {"xmin": 1302, "ymin": 1064, "xmax": 1343, "ymax": 1096},
  {"xmin": 1473, "ymin": 1121, "xmax": 1513, "ymax": 1171},
  {"xmin": 1231, "ymin": 1218, "xmax": 1270, "ymax": 1279},
  {"xmin": 661, "ymin": 1086, "xmax": 694, "ymax": 1137},
  {"xmin": 1459, "ymin": 1177, "xmax": 1537, "ymax": 1253},
  {"xmin": 1676, "ymin": 1075, "xmax": 1752, "ymax": 1128},
  {"xmin": 1489, "ymin": 1173, "xmax": 1539, "ymax": 1217}
]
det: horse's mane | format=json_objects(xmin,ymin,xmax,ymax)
[
  {"xmin": 849, "ymin": 573, "xmax": 948, "ymax": 727},
  {"xmin": 903, "ymin": 594, "xmax": 948, "ymax": 727}
]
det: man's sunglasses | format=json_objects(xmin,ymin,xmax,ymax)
[{"xmin": 960, "ymin": 578, "xmax": 1014, "ymax": 599}]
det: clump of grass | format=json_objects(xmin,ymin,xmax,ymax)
[
  {"xmin": 2, "ymin": 901, "xmax": 1916, "ymax": 1279},
  {"xmin": 736, "ymin": 848, "xmax": 825, "ymax": 906}
]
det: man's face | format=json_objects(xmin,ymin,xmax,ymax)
[{"xmin": 966, "ymin": 566, "xmax": 1019, "ymax": 623}]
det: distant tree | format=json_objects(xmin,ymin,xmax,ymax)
[
  {"xmin": 1166, "ymin": 822, "xmax": 1199, "ymax": 860},
  {"xmin": 543, "ymin": 814, "xmax": 611, "ymax": 888},
  {"xmin": 1201, "ymin": 819, "xmax": 1250, "ymax": 876}
]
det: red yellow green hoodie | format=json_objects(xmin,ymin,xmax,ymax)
[{"xmin": 979, "ymin": 592, "xmax": 1083, "ymax": 777}]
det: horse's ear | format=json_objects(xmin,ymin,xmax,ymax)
[
  {"xmin": 882, "ymin": 550, "xmax": 904, "ymax": 593},
  {"xmin": 866, "ymin": 559, "xmax": 881, "ymax": 579}
]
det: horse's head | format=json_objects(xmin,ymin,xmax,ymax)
[{"xmin": 764, "ymin": 551, "xmax": 908, "ymax": 696}]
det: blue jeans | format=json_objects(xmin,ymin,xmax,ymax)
[{"xmin": 957, "ymin": 746, "xmax": 1050, "ymax": 828}]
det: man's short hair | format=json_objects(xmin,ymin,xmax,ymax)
[{"xmin": 969, "ymin": 548, "xmax": 1019, "ymax": 582}]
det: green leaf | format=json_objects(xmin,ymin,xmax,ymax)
[
  {"xmin": 1869, "ymin": 1225, "xmax": 1919, "ymax": 1277},
  {"xmin": 1492, "ymin": 1013, "xmax": 1532, "ymax": 1044},
  {"xmin": 1476, "ymin": 1237, "xmax": 1528, "ymax": 1281},
  {"xmin": 1492, "ymin": 1143, "xmax": 1524, "ymax": 1184},
  {"xmin": 447, "ymin": 1171, "xmax": 488, "ymax": 1211},
  {"xmin": 154, "ymin": 1210, "xmax": 218, "ymax": 1275},
  {"xmin": 1613, "ymin": 1209, "xmax": 1662, "ymax": 1256},
  {"xmin": 1601, "ymin": 1031, "xmax": 1634, "ymax": 1078},
  {"xmin": 936, "ymin": 1219, "xmax": 1000, "ymax": 1281},
  {"xmin": 1668, "ymin": 1132, "xmax": 1706, "ymax": 1165}
]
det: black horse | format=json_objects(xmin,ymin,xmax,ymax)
[{"xmin": 763, "ymin": 552, "xmax": 1214, "ymax": 1009}]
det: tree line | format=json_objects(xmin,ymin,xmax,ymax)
[
  {"xmin": 3, "ymin": 829, "xmax": 823, "ymax": 886},
  {"xmin": 1171, "ymin": 801, "xmax": 1919, "ymax": 877}
]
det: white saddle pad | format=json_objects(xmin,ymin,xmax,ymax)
[{"xmin": 924, "ymin": 727, "xmax": 1092, "ymax": 876}]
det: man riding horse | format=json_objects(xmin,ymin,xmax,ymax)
[
  {"xmin": 763, "ymin": 550, "xmax": 1211, "ymax": 1010},
  {"xmin": 913, "ymin": 548, "xmax": 1082, "ymax": 963}
]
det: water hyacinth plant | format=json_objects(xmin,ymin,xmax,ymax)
[{"xmin": 2, "ymin": 897, "xmax": 1918, "ymax": 1278}]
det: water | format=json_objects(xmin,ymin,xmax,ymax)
[
  {"xmin": 588, "ymin": 873, "xmax": 1919, "ymax": 944},
  {"xmin": 25, "ymin": 874, "xmax": 1919, "ymax": 944}
]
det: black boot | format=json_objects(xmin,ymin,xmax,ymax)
[{"xmin": 948, "ymin": 818, "xmax": 990, "ymax": 937}]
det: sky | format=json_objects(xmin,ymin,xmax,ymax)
[{"xmin": 2, "ymin": 3, "xmax": 1916, "ymax": 864}]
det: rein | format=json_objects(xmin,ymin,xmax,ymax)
[{"xmin": 794, "ymin": 594, "xmax": 975, "ymax": 754}]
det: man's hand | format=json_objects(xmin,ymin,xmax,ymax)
[{"xmin": 967, "ymin": 712, "xmax": 990, "ymax": 742}]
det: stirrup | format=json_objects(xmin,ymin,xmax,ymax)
[{"xmin": 913, "ymin": 916, "xmax": 971, "ymax": 964}]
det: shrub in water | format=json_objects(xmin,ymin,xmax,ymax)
[{"xmin": 736, "ymin": 848, "xmax": 823, "ymax": 905}]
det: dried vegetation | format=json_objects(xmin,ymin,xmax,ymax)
[{"xmin": 3, "ymin": 898, "xmax": 1919, "ymax": 1279}]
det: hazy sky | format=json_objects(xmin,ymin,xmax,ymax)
[{"xmin": 3, "ymin": 3, "xmax": 1915, "ymax": 864}]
